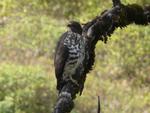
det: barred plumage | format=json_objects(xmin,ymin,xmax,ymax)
[
  {"xmin": 54, "ymin": 21, "xmax": 85, "ymax": 93},
  {"xmin": 63, "ymin": 31, "xmax": 85, "ymax": 85}
]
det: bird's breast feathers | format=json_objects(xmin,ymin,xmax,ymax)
[{"xmin": 63, "ymin": 31, "xmax": 85, "ymax": 77}]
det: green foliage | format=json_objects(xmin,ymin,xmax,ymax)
[
  {"xmin": 0, "ymin": 0, "xmax": 150, "ymax": 113},
  {"xmin": 0, "ymin": 15, "xmax": 65, "ymax": 58},
  {"xmin": 95, "ymin": 25, "xmax": 150, "ymax": 85},
  {"xmin": 0, "ymin": 63, "xmax": 56, "ymax": 113}
]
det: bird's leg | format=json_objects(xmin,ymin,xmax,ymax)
[
  {"xmin": 69, "ymin": 76, "xmax": 79, "ymax": 87},
  {"xmin": 63, "ymin": 74, "xmax": 79, "ymax": 87},
  {"xmin": 53, "ymin": 82, "xmax": 80, "ymax": 113},
  {"xmin": 53, "ymin": 92, "xmax": 74, "ymax": 113}
]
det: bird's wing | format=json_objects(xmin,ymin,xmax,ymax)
[{"xmin": 54, "ymin": 32, "xmax": 69, "ymax": 90}]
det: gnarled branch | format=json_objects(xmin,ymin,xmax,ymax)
[{"xmin": 53, "ymin": 0, "xmax": 150, "ymax": 113}]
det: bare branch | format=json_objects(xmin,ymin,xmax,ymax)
[
  {"xmin": 84, "ymin": 4, "xmax": 150, "ymax": 43},
  {"xmin": 97, "ymin": 96, "xmax": 101, "ymax": 113}
]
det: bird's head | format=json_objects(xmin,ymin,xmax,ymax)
[{"xmin": 67, "ymin": 21, "xmax": 82, "ymax": 34}]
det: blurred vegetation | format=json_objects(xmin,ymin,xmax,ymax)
[{"xmin": 0, "ymin": 0, "xmax": 150, "ymax": 113}]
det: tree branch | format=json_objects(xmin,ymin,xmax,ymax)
[
  {"xmin": 85, "ymin": 3, "xmax": 150, "ymax": 43},
  {"xmin": 53, "ymin": 1, "xmax": 150, "ymax": 113}
]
